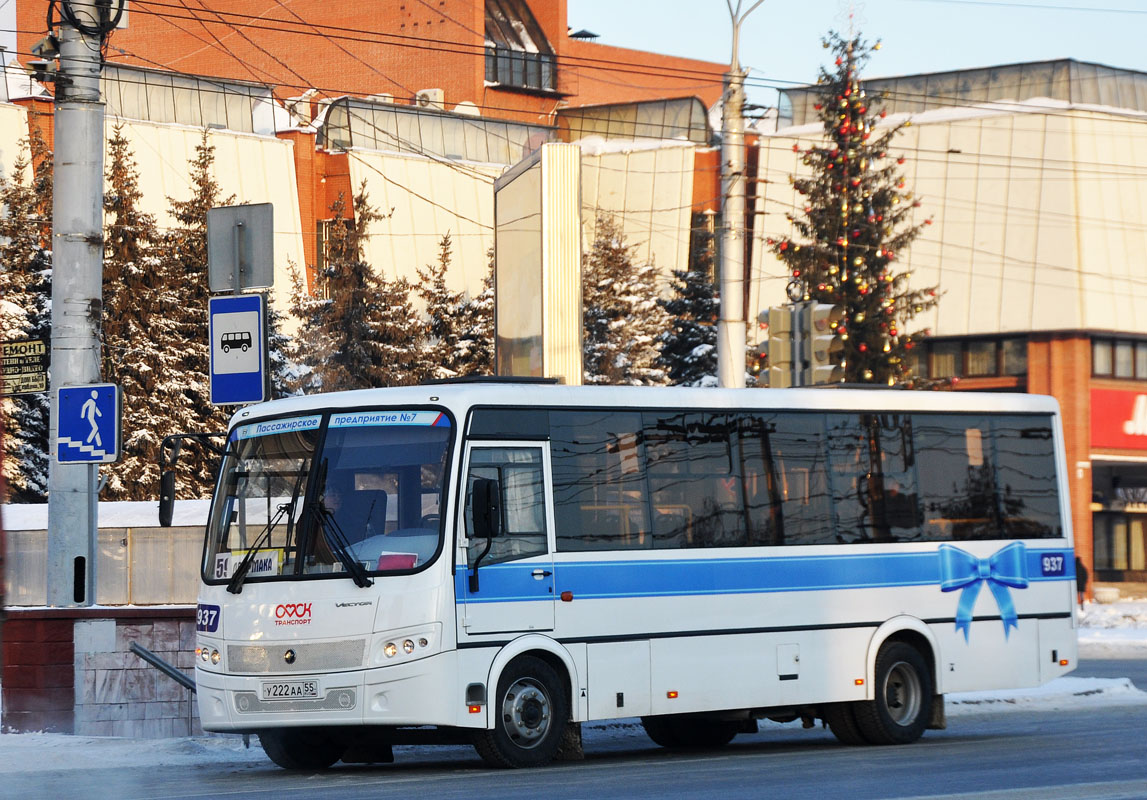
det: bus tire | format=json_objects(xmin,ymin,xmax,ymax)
[
  {"xmin": 259, "ymin": 728, "xmax": 346, "ymax": 770},
  {"xmin": 640, "ymin": 714, "xmax": 739, "ymax": 749},
  {"xmin": 853, "ymin": 642, "xmax": 933, "ymax": 745},
  {"xmin": 474, "ymin": 655, "xmax": 568, "ymax": 768},
  {"xmin": 822, "ymin": 703, "xmax": 867, "ymax": 746}
]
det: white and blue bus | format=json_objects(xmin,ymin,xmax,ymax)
[{"xmin": 183, "ymin": 382, "xmax": 1077, "ymax": 769}]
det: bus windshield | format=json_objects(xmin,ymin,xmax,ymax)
[{"xmin": 204, "ymin": 410, "xmax": 453, "ymax": 584}]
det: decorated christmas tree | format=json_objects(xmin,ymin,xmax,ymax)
[{"xmin": 769, "ymin": 31, "xmax": 938, "ymax": 386}]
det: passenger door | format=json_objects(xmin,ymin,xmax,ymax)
[{"xmin": 459, "ymin": 442, "xmax": 555, "ymax": 635}]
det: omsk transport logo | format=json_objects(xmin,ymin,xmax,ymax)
[{"xmin": 275, "ymin": 603, "xmax": 313, "ymax": 626}]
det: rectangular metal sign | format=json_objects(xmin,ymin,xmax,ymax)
[
  {"xmin": 2, "ymin": 338, "xmax": 49, "ymax": 394},
  {"xmin": 207, "ymin": 203, "xmax": 274, "ymax": 293},
  {"xmin": 209, "ymin": 294, "xmax": 268, "ymax": 405},
  {"xmin": 57, "ymin": 383, "xmax": 122, "ymax": 464}
]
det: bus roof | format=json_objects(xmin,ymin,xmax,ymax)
[{"xmin": 230, "ymin": 383, "xmax": 1060, "ymax": 430}]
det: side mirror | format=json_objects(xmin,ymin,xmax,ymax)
[
  {"xmin": 471, "ymin": 477, "xmax": 502, "ymax": 539},
  {"xmin": 159, "ymin": 471, "xmax": 176, "ymax": 527}
]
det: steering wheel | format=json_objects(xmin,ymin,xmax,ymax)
[{"xmin": 420, "ymin": 514, "xmax": 441, "ymax": 528}]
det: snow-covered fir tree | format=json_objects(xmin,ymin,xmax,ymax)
[
  {"xmin": 452, "ymin": 254, "xmax": 495, "ymax": 377},
  {"xmin": 0, "ymin": 124, "xmax": 53, "ymax": 501},
  {"xmin": 101, "ymin": 125, "xmax": 193, "ymax": 500},
  {"xmin": 292, "ymin": 186, "xmax": 428, "ymax": 391},
  {"xmin": 416, "ymin": 233, "xmax": 465, "ymax": 379},
  {"xmin": 157, "ymin": 131, "xmax": 236, "ymax": 495},
  {"xmin": 265, "ymin": 293, "xmax": 297, "ymax": 399},
  {"xmin": 286, "ymin": 263, "xmax": 326, "ymax": 395},
  {"xmin": 658, "ymin": 218, "xmax": 719, "ymax": 387},
  {"xmin": 769, "ymin": 32, "xmax": 938, "ymax": 386},
  {"xmin": 582, "ymin": 214, "xmax": 669, "ymax": 386}
]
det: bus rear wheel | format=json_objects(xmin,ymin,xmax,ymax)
[
  {"xmin": 259, "ymin": 728, "xmax": 346, "ymax": 770},
  {"xmin": 853, "ymin": 641, "xmax": 933, "ymax": 745},
  {"xmin": 474, "ymin": 655, "xmax": 569, "ymax": 768},
  {"xmin": 641, "ymin": 714, "xmax": 740, "ymax": 749},
  {"xmin": 822, "ymin": 703, "xmax": 867, "ymax": 745}
]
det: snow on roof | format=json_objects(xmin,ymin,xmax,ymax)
[
  {"xmin": 574, "ymin": 134, "xmax": 700, "ymax": 156},
  {"xmin": 772, "ymin": 96, "xmax": 1147, "ymax": 138}
]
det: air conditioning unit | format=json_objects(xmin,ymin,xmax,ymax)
[
  {"xmin": 368, "ymin": 93, "xmax": 394, "ymax": 105},
  {"xmin": 415, "ymin": 88, "xmax": 445, "ymax": 110}
]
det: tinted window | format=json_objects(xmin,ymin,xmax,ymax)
[
  {"xmin": 551, "ymin": 411, "xmax": 650, "ymax": 551},
  {"xmin": 993, "ymin": 419, "xmax": 1061, "ymax": 538},
  {"xmin": 644, "ymin": 412, "xmax": 746, "ymax": 548},
  {"xmin": 915, "ymin": 414, "xmax": 998, "ymax": 541},
  {"xmin": 469, "ymin": 407, "xmax": 550, "ymax": 439},
  {"xmin": 769, "ymin": 413, "xmax": 834, "ymax": 545}
]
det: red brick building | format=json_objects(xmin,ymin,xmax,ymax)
[{"xmin": 17, "ymin": 0, "xmax": 727, "ymax": 124}]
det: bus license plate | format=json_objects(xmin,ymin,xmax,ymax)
[{"xmin": 261, "ymin": 680, "xmax": 319, "ymax": 700}]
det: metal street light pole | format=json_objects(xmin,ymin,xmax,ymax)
[
  {"xmin": 46, "ymin": 1, "xmax": 107, "ymax": 606},
  {"xmin": 717, "ymin": 0, "xmax": 765, "ymax": 389}
]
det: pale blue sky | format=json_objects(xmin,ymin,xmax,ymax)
[{"xmin": 567, "ymin": 0, "xmax": 1147, "ymax": 108}]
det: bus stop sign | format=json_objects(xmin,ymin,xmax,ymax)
[{"xmin": 209, "ymin": 294, "xmax": 268, "ymax": 405}]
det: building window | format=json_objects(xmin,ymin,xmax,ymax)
[
  {"xmin": 931, "ymin": 341, "xmax": 961, "ymax": 378},
  {"xmin": 923, "ymin": 337, "xmax": 1027, "ymax": 380},
  {"xmin": 1094, "ymin": 513, "xmax": 1147, "ymax": 572},
  {"xmin": 966, "ymin": 340, "xmax": 998, "ymax": 376},
  {"xmin": 485, "ymin": 0, "xmax": 556, "ymax": 92},
  {"xmin": 1115, "ymin": 341, "xmax": 1135, "ymax": 378},
  {"xmin": 1001, "ymin": 338, "xmax": 1027, "ymax": 376},
  {"xmin": 1092, "ymin": 337, "xmax": 1147, "ymax": 379}
]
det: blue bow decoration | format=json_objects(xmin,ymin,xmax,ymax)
[{"xmin": 939, "ymin": 542, "xmax": 1029, "ymax": 641}]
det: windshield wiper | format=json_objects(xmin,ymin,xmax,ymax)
[
  {"xmin": 226, "ymin": 502, "xmax": 290, "ymax": 594},
  {"xmin": 310, "ymin": 503, "xmax": 374, "ymax": 588}
]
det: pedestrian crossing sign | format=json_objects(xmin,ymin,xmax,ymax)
[{"xmin": 57, "ymin": 383, "xmax": 122, "ymax": 464}]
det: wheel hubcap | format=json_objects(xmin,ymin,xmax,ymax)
[
  {"xmin": 883, "ymin": 660, "xmax": 922, "ymax": 726},
  {"xmin": 501, "ymin": 678, "xmax": 551, "ymax": 748}
]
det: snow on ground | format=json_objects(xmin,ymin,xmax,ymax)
[
  {"xmin": 1078, "ymin": 596, "xmax": 1147, "ymax": 658},
  {"xmin": 0, "ymin": 598, "xmax": 1144, "ymax": 772}
]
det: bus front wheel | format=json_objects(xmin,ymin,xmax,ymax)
[
  {"xmin": 259, "ymin": 728, "xmax": 346, "ymax": 770},
  {"xmin": 852, "ymin": 641, "xmax": 933, "ymax": 745},
  {"xmin": 474, "ymin": 655, "xmax": 569, "ymax": 768}
]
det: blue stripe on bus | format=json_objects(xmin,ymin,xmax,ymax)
[{"xmin": 454, "ymin": 548, "xmax": 1074, "ymax": 603}]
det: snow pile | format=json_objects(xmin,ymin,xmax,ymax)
[
  {"xmin": 0, "ymin": 731, "xmax": 269, "ymax": 773},
  {"xmin": 1078, "ymin": 597, "xmax": 1147, "ymax": 657},
  {"xmin": 948, "ymin": 677, "xmax": 1147, "ymax": 714}
]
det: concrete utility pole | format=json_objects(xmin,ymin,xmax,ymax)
[
  {"xmin": 717, "ymin": 0, "xmax": 765, "ymax": 389},
  {"xmin": 46, "ymin": 1, "xmax": 112, "ymax": 606}
]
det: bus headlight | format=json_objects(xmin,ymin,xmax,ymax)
[
  {"xmin": 403, "ymin": 639, "xmax": 415, "ymax": 654},
  {"xmin": 384, "ymin": 642, "xmax": 398, "ymax": 658},
  {"xmin": 211, "ymin": 650, "xmax": 221, "ymax": 665}
]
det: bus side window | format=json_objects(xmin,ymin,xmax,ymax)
[
  {"xmin": 551, "ymin": 411, "xmax": 651, "ymax": 552},
  {"xmin": 914, "ymin": 414, "xmax": 998, "ymax": 541}
]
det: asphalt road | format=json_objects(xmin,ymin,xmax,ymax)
[{"xmin": 7, "ymin": 658, "xmax": 1146, "ymax": 800}]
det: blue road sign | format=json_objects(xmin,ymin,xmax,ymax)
[
  {"xmin": 209, "ymin": 294, "xmax": 267, "ymax": 405},
  {"xmin": 57, "ymin": 383, "xmax": 121, "ymax": 464}
]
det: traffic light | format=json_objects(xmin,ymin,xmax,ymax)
[
  {"xmin": 765, "ymin": 307, "xmax": 795, "ymax": 388},
  {"xmin": 804, "ymin": 303, "xmax": 845, "ymax": 385}
]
